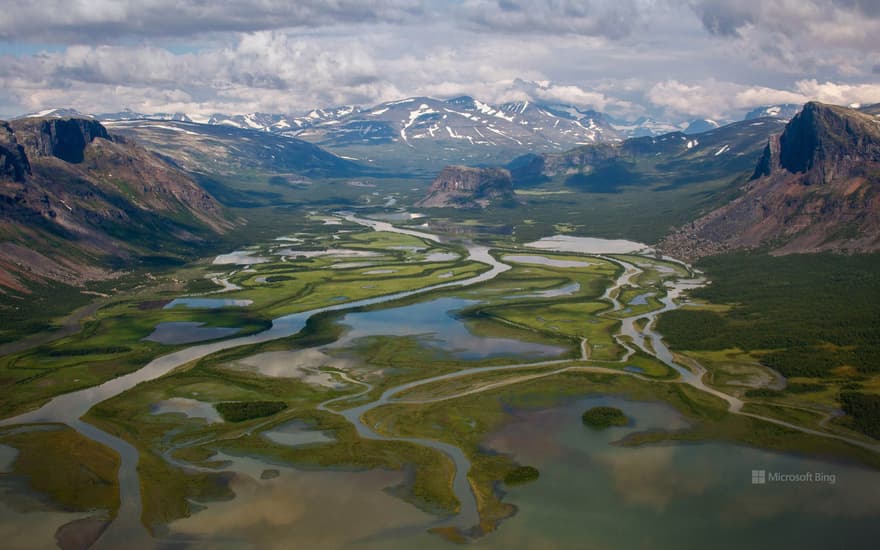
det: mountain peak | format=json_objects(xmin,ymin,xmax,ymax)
[
  {"xmin": 664, "ymin": 102, "xmax": 880, "ymax": 259},
  {"xmin": 754, "ymin": 101, "xmax": 880, "ymax": 184}
]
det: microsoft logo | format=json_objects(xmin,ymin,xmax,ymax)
[{"xmin": 751, "ymin": 469, "xmax": 766, "ymax": 484}]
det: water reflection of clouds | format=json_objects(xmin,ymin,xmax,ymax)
[
  {"xmin": 503, "ymin": 255, "xmax": 595, "ymax": 268},
  {"xmin": 484, "ymin": 407, "xmax": 572, "ymax": 464},
  {"xmin": 0, "ymin": 485, "xmax": 95, "ymax": 549},
  {"xmin": 230, "ymin": 349, "xmax": 351, "ymax": 388},
  {"xmin": 722, "ymin": 468, "xmax": 880, "ymax": 522},
  {"xmin": 332, "ymin": 298, "xmax": 565, "ymax": 360},
  {"xmin": 143, "ymin": 322, "xmax": 239, "ymax": 345},
  {"xmin": 150, "ymin": 397, "xmax": 223, "ymax": 424},
  {"xmin": 169, "ymin": 466, "xmax": 432, "ymax": 548},
  {"xmin": 597, "ymin": 446, "xmax": 712, "ymax": 511}
]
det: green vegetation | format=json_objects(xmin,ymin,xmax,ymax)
[
  {"xmin": 581, "ymin": 406, "xmax": 629, "ymax": 429},
  {"xmin": 215, "ymin": 401, "xmax": 288, "ymax": 422},
  {"xmin": 658, "ymin": 253, "xmax": 880, "ymax": 378},
  {"xmin": 746, "ymin": 383, "xmax": 825, "ymax": 398},
  {"xmin": 464, "ymin": 256, "xmax": 625, "ymax": 361},
  {"xmin": 503, "ymin": 465, "xmax": 540, "ymax": 485},
  {"xmin": 8, "ymin": 196, "xmax": 878, "ymax": 543},
  {"xmin": 0, "ymin": 224, "xmax": 479, "ymax": 418},
  {"xmin": 839, "ymin": 392, "xmax": 880, "ymax": 440},
  {"xmin": 0, "ymin": 425, "xmax": 120, "ymax": 515},
  {"xmin": 0, "ymin": 305, "xmax": 271, "ymax": 418}
]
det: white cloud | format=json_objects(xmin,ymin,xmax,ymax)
[
  {"xmin": 794, "ymin": 79, "xmax": 880, "ymax": 106},
  {"xmin": 0, "ymin": 1, "xmax": 878, "ymax": 120},
  {"xmin": 647, "ymin": 78, "xmax": 880, "ymax": 119}
]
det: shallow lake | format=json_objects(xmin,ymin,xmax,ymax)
[
  {"xmin": 213, "ymin": 251, "xmax": 269, "ymax": 265},
  {"xmin": 143, "ymin": 322, "xmax": 240, "ymax": 345},
  {"xmin": 503, "ymin": 254, "xmax": 595, "ymax": 268},
  {"xmin": 422, "ymin": 251, "xmax": 460, "ymax": 262},
  {"xmin": 368, "ymin": 212, "xmax": 426, "ymax": 222},
  {"xmin": 330, "ymin": 297, "xmax": 567, "ymax": 360},
  {"xmin": 229, "ymin": 349, "xmax": 350, "ymax": 387},
  {"xmin": 526, "ymin": 235, "xmax": 649, "ymax": 254},
  {"xmin": 164, "ymin": 454, "xmax": 436, "ymax": 548},
  {"xmin": 164, "ymin": 298, "xmax": 253, "ymax": 309},
  {"xmin": 480, "ymin": 396, "xmax": 880, "ymax": 549},
  {"xmin": 504, "ymin": 282, "xmax": 581, "ymax": 299},
  {"xmin": 155, "ymin": 394, "xmax": 880, "ymax": 549},
  {"xmin": 0, "ymin": 444, "xmax": 17, "ymax": 473},
  {"xmin": 262, "ymin": 420, "xmax": 335, "ymax": 447},
  {"xmin": 151, "ymin": 398, "xmax": 223, "ymax": 424}
]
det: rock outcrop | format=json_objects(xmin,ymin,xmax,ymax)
[
  {"xmin": 0, "ymin": 122, "xmax": 30, "ymax": 181},
  {"xmin": 417, "ymin": 165, "xmax": 516, "ymax": 208},
  {"xmin": 661, "ymin": 102, "xmax": 880, "ymax": 260},
  {"xmin": 0, "ymin": 117, "xmax": 232, "ymax": 291},
  {"xmin": 11, "ymin": 117, "xmax": 111, "ymax": 163}
]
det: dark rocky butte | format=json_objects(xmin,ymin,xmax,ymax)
[
  {"xmin": 417, "ymin": 165, "xmax": 516, "ymax": 208},
  {"xmin": 662, "ymin": 102, "xmax": 880, "ymax": 260}
]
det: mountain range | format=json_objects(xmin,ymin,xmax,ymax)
[
  {"xmin": 24, "ymin": 99, "xmax": 803, "ymax": 172},
  {"xmin": 507, "ymin": 116, "xmax": 787, "ymax": 193},
  {"xmin": 7, "ymin": 99, "xmax": 876, "ymax": 299}
]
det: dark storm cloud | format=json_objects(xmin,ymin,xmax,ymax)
[
  {"xmin": 689, "ymin": 2, "xmax": 754, "ymax": 37},
  {"xmin": 459, "ymin": 0, "xmax": 641, "ymax": 39},
  {"xmin": 687, "ymin": 0, "xmax": 880, "ymax": 46},
  {"xmin": 832, "ymin": 0, "xmax": 880, "ymax": 17},
  {"xmin": 0, "ymin": 0, "xmax": 427, "ymax": 43}
]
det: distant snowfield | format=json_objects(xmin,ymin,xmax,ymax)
[{"xmin": 525, "ymin": 234, "xmax": 649, "ymax": 254}]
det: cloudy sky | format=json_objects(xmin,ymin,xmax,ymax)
[{"xmin": 0, "ymin": 0, "xmax": 878, "ymax": 121}]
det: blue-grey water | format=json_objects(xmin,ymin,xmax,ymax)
[{"xmin": 330, "ymin": 297, "xmax": 566, "ymax": 360}]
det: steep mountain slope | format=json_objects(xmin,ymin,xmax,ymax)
[
  {"xmin": 103, "ymin": 119, "xmax": 363, "ymax": 177},
  {"xmin": 417, "ymin": 166, "xmax": 515, "ymax": 208},
  {"xmin": 744, "ymin": 104, "xmax": 802, "ymax": 121},
  {"xmin": 0, "ymin": 117, "xmax": 231, "ymax": 292},
  {"xmin": 661, "ymin": 102, "xmax": 880, "ymax": 259},
  {"xmin": 508, "ymin": 117, "xmax": 786, "ymax": 193}
]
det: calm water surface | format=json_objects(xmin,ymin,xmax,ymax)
[{"xmin": 330, "ymin": 297, "xmax": 567, "ymax": 360}]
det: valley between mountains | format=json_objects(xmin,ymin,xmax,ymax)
[{"xmin": 1, "ymin": 99, "xmax": 879, "ymax": 548}]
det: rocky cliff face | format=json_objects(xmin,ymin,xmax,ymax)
[
  {"xmin": 0, "ymin": 123, "xmax": 30, "ymax": 181},
  {"xmin": 661, "ymin": 102, "xmax": 880, "ymax": 260},
  {"xmin": 773, "ymin": 102, "xmax": 880, "ymax": 184},
  {"xmin": 0, "ymin": 117, "xmax": 232, "ymax": 291},
  {"xmin": 417, "ymin": 165, "xmax": 515, "ymax": 208},
  {"xmin": 12, "ymin": 117, "xmax": 111, "ymax": 163}
]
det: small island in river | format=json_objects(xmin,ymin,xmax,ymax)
[{"xmin": 581, "ymin": 406, "xmax": 629, "ymax": 429}]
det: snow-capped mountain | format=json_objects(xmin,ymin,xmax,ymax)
[
  {"xmin": 744, "ymin": 104, "xmax": 802, "ymax": 121},
  {"xmin": 91, "ymin": 97, "xmax": 709, "ymax": 170},
  {"xmin": 608, "ymin": 116, "xmax": 683, "ymax": 138},
  {"xmin": 293, "ymin": 96, "xmax": 622, "ymax": 151},
  {"xmin": 96, "ymin": 97, "xmax": 625, "ymax": 151},
  {"xmin": 21, "ymin": 108, "xmax": 92, "ymax": 119},
  {"xmin": 683, "ymin": 118, "xmax": 721, "ymax": 134}
]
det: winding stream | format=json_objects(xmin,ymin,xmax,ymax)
[
  {"xmin": 1, "ymin": 215, "xmax": 878, "ymax": 547},
  {"xmin": 0, "ymin": 215, "xmax": 509, "ymax": 546}
]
